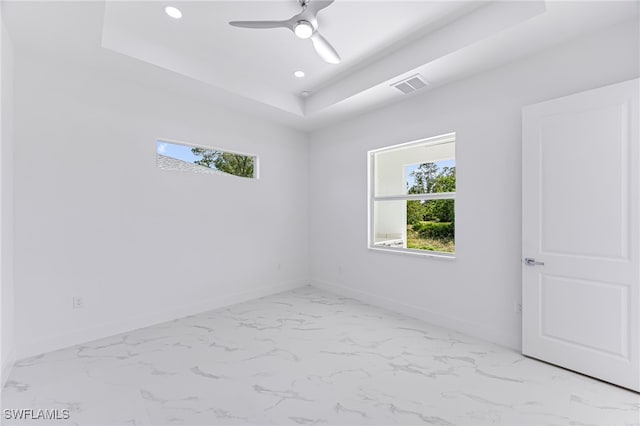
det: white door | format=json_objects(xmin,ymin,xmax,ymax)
[{"xmin": 522, "ymin": 79, "xmax": 639, "ymax": 392}]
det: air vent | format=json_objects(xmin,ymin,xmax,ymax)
[{"xmin": 391, "ymin": 74, "xmax": 428, "ymax": 95}]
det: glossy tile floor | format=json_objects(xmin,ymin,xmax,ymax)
[{"xmin": 2, "ymin": 286, "xmax": 639, "ymax": 425}]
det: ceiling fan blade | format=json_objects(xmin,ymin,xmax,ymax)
[
  {"xmin": 306, "ymin": 0, "xmax": 335, "ymax": 16},
  {"xmin": 229, "ymin": 20, "xmax": 291, "ymax": 29},
  {"xmin": 310, "ymin": 32, "xmax": 341, "ymax": 64}
]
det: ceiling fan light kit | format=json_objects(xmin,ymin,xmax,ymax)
[
  {"xmin": 229, "ymin": 0, "xmax": 341, "ymax": 64},
  {"xmin": 294, "ymin": 21, "xmax": 314, "ymax": 39}
]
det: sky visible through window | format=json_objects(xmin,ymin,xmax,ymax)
[
  {"xmin": 405, "ymin": 159, "xmax": 455, "ymax": 189},
  {"xmin": 157, "ymin": 141, "xmax": 199, "ymax": 163}
]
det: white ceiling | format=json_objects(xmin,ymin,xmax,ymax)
[
  {"xmin": 3, "ymin": 1, "xmax": 639, "ymax": 131},
  {"xmin": 106, "ymin": 1, "xmax": 477, "ymax": 97},
  {"xmin": 100, "ymin": 1, "xmax": 481, "ymax": 116}
]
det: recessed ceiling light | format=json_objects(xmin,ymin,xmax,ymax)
[
  {"xmin": 164, "ymin": 6, "xmax": 182, "ymax": 19},
  {"xmin": 294, "ymin": 71, "xmax": 305, "ymax": 78},
  {"xmin": 294, "ymin": 21, "xmax": 313, "ymax": 39},
  {"xmin": 301, "ymin": 91, "xmax": 310, "ymax": 97}
]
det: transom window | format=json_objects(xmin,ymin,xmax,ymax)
[
  {"xmin": 368, "ymin": 133, "xmax": 456, "ymax": 256},
  {"xmin": 156, "ymin": 140, "xmax": 257, "ymax": 179}
]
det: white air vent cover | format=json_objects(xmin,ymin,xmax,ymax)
[{"xmin": 391, "ymin": 74, "xmax": 428, "ymax": 94}]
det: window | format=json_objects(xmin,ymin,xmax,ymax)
[
  {"xmin": 368, "ymin": 133, "xmax": 456, "ymax": 256},
  {"xmin": 156, "ymin": 140, "xmax": 257, "ymax": 179}
]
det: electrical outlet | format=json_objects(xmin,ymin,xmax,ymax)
[
  {"xmin": 72, "ymin": 296, "xmax": 84, "ymax": 309},
  {"xmin": 515, "ymin": 302, "xmax": 522, "ymax": 314}
]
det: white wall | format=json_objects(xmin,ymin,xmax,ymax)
[
  {"xmin": 12, "ymin": 51, "xmax": 309, "ymax": 358},
  {"xmin": 309, "ymin": 20, "xmax": 640, "ymax": 350},
  {"xmin": 1, "ymin": 10, "xmax": 16, "ymax": 384}
]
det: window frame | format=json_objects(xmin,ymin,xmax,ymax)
[
  {"xmin": 367, "ymin": 132, "xmax": 456, "ymax": 259},
  {"xmin": 156, "ymin": 138, "xmax": 259, "ymax": 179}
]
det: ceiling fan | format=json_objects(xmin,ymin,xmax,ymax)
[{"xmin": 229, "ymin": 0, "xmax": 341, "ymax": 64}]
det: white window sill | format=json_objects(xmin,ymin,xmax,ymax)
[{"xmin": 368, "ymin": 246, "xmax": 456, "ymax": 260}]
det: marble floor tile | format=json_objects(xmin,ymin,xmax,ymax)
[{"xmin": 2, "ymin": 286, "xmax": 638, "ymax": 425}]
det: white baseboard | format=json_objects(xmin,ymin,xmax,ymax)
[
  {"xmin": 311, "ymin": 279, "xmax": 519, "ymax": 351},
  {"xmin": 1, "ymin": 347, "xmax": 16, "ymax": 388},
  {"xmin": 15, "ymin": 281, "xmax": 306, "ymax": 360}
]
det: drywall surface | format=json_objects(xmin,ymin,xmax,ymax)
[
  {"xmin": 12, "ymin": 52, "xmax": 309, "ymax": 358},
  {"xmin": 309, "ymin": 20, "xmax": 639, "ymax": 350},
  {"xmin": 1, "ymin": 12, "xmax": 16, "ymax": 384}
]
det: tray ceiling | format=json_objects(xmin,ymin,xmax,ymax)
[{"xmin": 3, "ymin": 1, "xmax": 638, "ymax": 131}]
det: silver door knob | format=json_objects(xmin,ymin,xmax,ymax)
[{"xmin": 524, "ymin": 257, "xmax": 544, "ymax": 266}]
